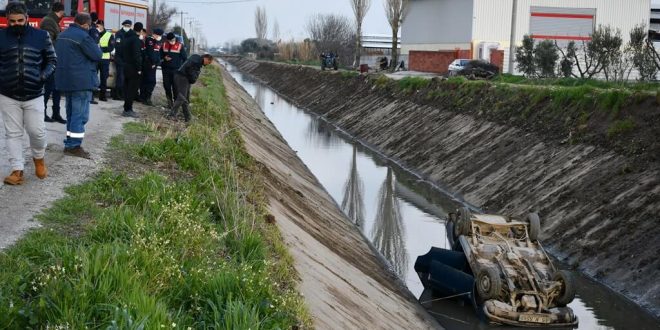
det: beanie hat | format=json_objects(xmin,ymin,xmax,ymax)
[
  {"xmin": 166, "ymin": 32, "xmax": 175, "ymax": 40},
  {"xmin": 133, "ymin": 22, "xmax": 143, "ymax": 32}
]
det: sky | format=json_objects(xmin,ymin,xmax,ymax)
[{"xmin": 166, "ymin": 0, "xmax": 392, "ymax": 47}]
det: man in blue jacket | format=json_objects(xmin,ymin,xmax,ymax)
[
  {"xmin": 0, "ymin": 2, "xmax": 56, "ymax": 185},
  {"xmin": 55, "ymin": 12, "xmax": 102, "ymax": 159}
]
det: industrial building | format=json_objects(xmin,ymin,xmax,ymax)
[{"xmin": 402, "ymin": 0, "xmax": 652, "ymax": 74}]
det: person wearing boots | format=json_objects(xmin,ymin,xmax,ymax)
[
  {"xmin": 160, "ymin": 32, "xmax": 187, "ymax": 108},
  {"xmin": 55, "ymin": 12, "xmax": 102, "ymax": 159},
  {"xmin": 167, "ymin": 54, "xmax": 214, "ymax": 122},
  {"xmin": 39, "ymin": 2, "xmax": 66, "ymax": 124},
  {"xmin": 138, "ymin": 28, "xmax": 163, "ymax": 106},
  {"xmin": 88, "ymin": 12, "xmax": 100, "ymax": 105},
  {"xmin": 121, "ymin": 22, "xmax": 144, "ymax": 118},
  {"xmin": 111, "ymin": 20, "xmax": 132, "ymax": 101},
  {"xmin": 97, "ymin": 20, "xmax": 114, "ymax": 102},
  {"xmin": 0, "ymin": 2, "xmax": 56, "ymax": 185}
]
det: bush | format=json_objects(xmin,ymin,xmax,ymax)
[
  {"xmin": 516, "ymin": 35, "xmax": 536, "ymax": 77},
  {"xmin": 534, "ymin": 40, "xmax": 559, "ymax": 78}
]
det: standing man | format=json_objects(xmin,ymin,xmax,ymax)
[
  {"xmin": 97, "ymin": 20, "xmax": 114, "ymax": 101},
  {"xmin": 111, "ymin": 20, "xmax": 132, "ymax": 101},
  {"xmin": 121, "ymin": 22, "xmax": 143, "ymax": 118},
  {"xmin": 55, "ymin": 12, "xmax": 102, "ymax": 159},
  {"xmin": 161, "ymin": 32, "xmax": 187, "ymax": 108},
  {"xmin": 139, "ymin": 28, "xmax": 163, "ymax": 106},
  {"xmin": 88, "ymin": 12, "xmax": 100, "ymax": 105},
  {"xmin": 0, "ymin": 2, "xmax": 56, "ymax": 185},
  {"xmin": 39, "ymin": 2, "xmax": 66, "ymax": 124},
  {"xmin": 167, "ymin": 54, "xmax": 214, "ymax": 122}
]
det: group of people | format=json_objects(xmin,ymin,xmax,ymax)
[{"xmin": 0, "ymin": 1, "xmax": 214, "ymax": 186}]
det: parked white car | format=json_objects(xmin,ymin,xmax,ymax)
[{"xmin": 448, "ymin": 59, "xmax": 471, "ymax": 76}]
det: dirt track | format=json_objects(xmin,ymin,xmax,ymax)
[
  {"xmin": 221, "ymin": 65, "xmax": 442, "ymax": 329},
  {"xmin": 229, "ymin": 58, "xmax": 660, "ymax": 318}
]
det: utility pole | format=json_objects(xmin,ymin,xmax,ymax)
[
  {"xmin": 508, "ymin": 0, "xmax": 518, "ymax": 74},
  {"xmin": 177, "ymin": 11, "xmax": 188, "ymax": 32},
  {"xmin": 189, "ymin": 19, "xmax": 195, "ymax": 53}
]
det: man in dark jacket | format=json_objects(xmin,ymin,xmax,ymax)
[
  {"xmin": 0, "ymin": 2, "xmax": 56, "ymax": 185},
  {"xmin": 160, "ymin": 32, "xmax": 187, "ymax": 108},
  {"xmin": 167, "ymin": 54, "xmax": 214, "ymax": 122},
  {"xmin": 138, "ymin": 28, "xmax": 163, "ymax": 106},
  {"xmin": 121, "ymin": 22, "xmax": 144, "ymax": 118},
  {"xmin": 97, "ymin": 20, "xmax": 114, "ymax": 101},
  {"xmin": 39, "ymin": 2, "xmax": 66, "ymax": 124},
  {"xmin": 55, "ymin": 12, "xmax": 102, "ymax": 159},
  {"xmin": 88, "ymin": 12, "xmax": 100, "ymax": 105},
  {"xmin": 111, "ymin": 19, "xmax": 132, "ymax": 100}
]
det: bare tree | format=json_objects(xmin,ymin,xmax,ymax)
[
  {"xmin": 384, "ymin": 0, "xmax": 408, "ymax": 71},
  {"xmin": 341, "ymin": 146, "xmax": 365, "ymax": 228},
  {"xmin": 148, "ymin": 0, "xmax": 177, "ymax": 31},
  {"xmin": 254, "ymin": 5, "xmax": 268, "ymax": 41},
  {"xmin": 272, "ymin": 18, "xmax": 280, "ymax": 42},
  {"xmin": 306, "ymin": 13, "xmax": 356, "ymax": 66},
  {"xmin": 350, "ymin": 0, "xmax": 371, "ymax": 68},
  {"xmin": 371, "ymin": 168, "xmax": 407, "ymax": 278}
]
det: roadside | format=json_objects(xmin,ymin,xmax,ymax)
[
  {"xmin": 221, "ymin": 63, "xmax": 442, "ymax": 329},
  {"xmin": 0, "ymin": 98, "xmax": 131, "ymax": 249}
]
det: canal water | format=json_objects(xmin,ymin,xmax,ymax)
[{"xmin": 224, "ymin": 62, "xmax": 660, "ymax": 330}]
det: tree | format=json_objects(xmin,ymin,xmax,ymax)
[
  {"xmin": 306, "ymin": 13, "xmax": 355, "ymax": 66},
  {"xmin": 350, "ymin": 0, "xmax": 371, "ymax": 68},
  {"xmin": 629, "ymin": 24, "xmax": 658, "ymax": 81},
  {"xmin": 572, "ymin": 25, "xmax": 623, "ymax": 80},
  {"xmin": 148, "ymin": 0, "xmax": 177, "ymax": 31},
  {"xmin": 384, "ymin": 0, "xmax": 409, "ymax": 71},
  {"xmin": 515, "ymin": 35, "xmax": 536, "ymax": 77},
  {"xmin": 271, "ymin": 19, "xmax": 280, "ymax": 42},
  {"xmin": 556, "ymin": 41, "xmax": 576, "ymax": 78},
  {"xmin": 254, "ymin": 5, "xmax": 268, "ymax": 41},
  {"xmin": 534, "ymin": 40, "xmax": 559, "ymax": 78}
]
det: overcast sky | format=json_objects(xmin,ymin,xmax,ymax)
[{"xmin": 169, "ymin": 0, "xmax": 392, "ymax": 47}]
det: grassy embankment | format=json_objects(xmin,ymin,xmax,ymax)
[
  {"xmin": 0, "ymin": 66, "xmax": 310, "ymax": 328},
  {"xmin": 368, "ymin": 73, "xmax": 657, "ymax": 145}
]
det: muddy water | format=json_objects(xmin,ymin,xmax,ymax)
[{"xmin": 224, "ymin": 63, "xmax": 660, "ymax": 330}]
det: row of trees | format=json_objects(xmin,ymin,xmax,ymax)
[
  {"xmin": 246, "ymin": 0, "xmax": 410, "ymax": 70},
  {"xmin": 516, "ymin": 24, "xmax": 659, "ymax": 82}
]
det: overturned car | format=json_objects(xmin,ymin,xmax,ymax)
[{"xmin": 415, "ymin": 208, "xmax": 578, "ymax": 327}]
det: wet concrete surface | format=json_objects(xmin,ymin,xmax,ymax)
[{"xmin": 224, "ymin": 62, "xmax": 660, "ymax": 330}]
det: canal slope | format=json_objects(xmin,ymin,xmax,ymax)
[
  {"xmin": 221, "ymin": 64, "xmax": 441, "ymax": 329},
  {"xmin": 228, "ymin": 58, "xmax": 660, "ymax": 318}
]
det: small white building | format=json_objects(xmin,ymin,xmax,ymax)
[{"xmin": 402, "ymin": 0, "xmax": 651, "ymax": 74}]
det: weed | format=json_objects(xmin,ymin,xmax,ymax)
[
  {"xmin": 341, "ymin": 71, "xmax": 360, "ymax": 79},
  {"xmin": 607, "ymin": 118, "xmax": 636, "ymax": 137},
  {"xmin": 397, "ymin": 77, "xmax": 431, "ymax": 92}
]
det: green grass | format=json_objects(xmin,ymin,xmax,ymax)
[
  {"xmin": 397, "ymin": 77, "xmax": 431, "ymax": 92},
  {"xmin": 607, "ymin": 118, "xmax": 636, "ymax": 137},
  {"xmin": 0, "ymin": 66, "xmax": 309, "ymax": 329},
  {"xmin": 495, "ymin": 74, "xmax": 660, "ymax": 92}
]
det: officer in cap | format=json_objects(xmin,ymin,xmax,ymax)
[
  {"xmin": 139, "ymin": 27, "xmax": 164, "ymax": 106},
  {"xmin": 112, "ymin": 19, "xmax": 132, "ymax": 100}
]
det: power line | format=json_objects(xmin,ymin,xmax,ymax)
[{"xmin": 166, "ymin": 0, "xmax": 256, "ymax": 4}]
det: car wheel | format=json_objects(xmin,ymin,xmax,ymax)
[
  {"xmin": 552, "ymin": 270, "xmax": 576, "ymax": 306},
  {"xmin": 528, "ymin": 213, "xmax": 541, "ymax": 241},
  {"xmin": 454, "ymin": 207, "xmax": 471, "ymax": 238},
  {"xmin": 476, "ymin": 266, "xmax": 501, "ymax": 300}
]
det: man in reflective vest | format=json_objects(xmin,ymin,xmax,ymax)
[
  {"xmin": 97, "ymin": 20, "xmax": 114, "ymax": 101},
  {"xmin": 139, "ymin": 28, "xmax": 163, "ymax": 106},
  {"xmin": 160, "ymin": 32, "xmax": 187, "ymax": 108}
]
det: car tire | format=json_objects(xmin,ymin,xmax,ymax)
[
  {"xmin": 552, "ymin": 270, "xmax": 576, "ymax": 306},
  {"xmin": 476, "ymin": 266, "xmax": 501, "ymax": 300},
  {"xmin": 528, "ymin": 213, "xmax": 541, "ymax": 241},
  {"xmin": 454, "ymin": 207, "xmax": 471, "ymax": 238}
]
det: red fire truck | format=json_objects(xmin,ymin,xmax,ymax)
[{"xmin": 0, "ymin": 0, "xmax": 148, "ymax": 31}]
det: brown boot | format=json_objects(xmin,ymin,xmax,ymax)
[
  {"xmin": 3, "ymin": 170, "xmax": 24, "ymax": 185},
  {"xmin": 33, "ymin": 158, "xmax": 47, "ymax": 179}
]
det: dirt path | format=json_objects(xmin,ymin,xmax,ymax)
[
  {"xmin": 0, "ymin": 98, "xmax": 132, "ymax": 249},
  {"xmin": 221, "ymin": 65, "xmax": 442, "ymax": 329}
]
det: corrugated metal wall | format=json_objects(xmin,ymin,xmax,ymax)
[{"xmin": 472, "ymin": 0, "xmax": 651, "ymax": 73}]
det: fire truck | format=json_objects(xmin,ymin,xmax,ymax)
[{"xmin": 0, "ymin": 0, "xmax": 148, "ymax": 31}]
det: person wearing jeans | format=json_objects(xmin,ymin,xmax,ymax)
[
  {"xmin": 39, "ymin": 2, "xmax": 66, "ymax": 124},
  {"xmin": 0, "ymin": 2, "xmax": 56, "ymax": 185},
  {"xmin": 54, "ymin": 12, "xmax": 102, "ymax": 159}
]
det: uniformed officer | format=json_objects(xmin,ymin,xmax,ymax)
[
  {"xmin": 160, "ymin": 32, "xmax": 187, "ymax": 108},
  {"xmin": 139, "ymin": 28, "xmax": 163, "ymax": 106},
  {"xmin": 111, "ymin": 19, "xmax": 132, "ymax": 100},
  {"xmin": 97, "ymin": 20, "xmax": 114, "ymax": 101}
]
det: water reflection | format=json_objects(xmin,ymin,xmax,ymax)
[
  {"xmin": 371, "ymin": 167, "xmax": 408, "ymax": 278},
  {"xmin": 341, "ymin": 146, "xmax": 365, "ymax": 228},
  {"xmin": 306, "ymin": 116, "xmax": 344, "ymax": 148}
]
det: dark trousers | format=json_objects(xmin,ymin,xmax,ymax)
[
  {"xmin": 170, "ymin": 74, "xmax": 191, "ymax": 120},
  {"xmin": 139, "ymin": 66, "xmax": 157, "ymax": 101},
  {"xmin": 99, "ymin": 59, "xmax": 110, "ymax": 98},
  {"xmin": 44, "ymin": 74, "xmax": 61, "ymax": 117},
  {"xmin": 123, "ymin": 67, "xmax": 140, "ymax": 112},
  {"xmin": 162, "ymin": 69, "xmax": 177, "ymax": 103},
  {"xmin": 112, "ymin": 62, "xmax": 124, "ymax": 99}
]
